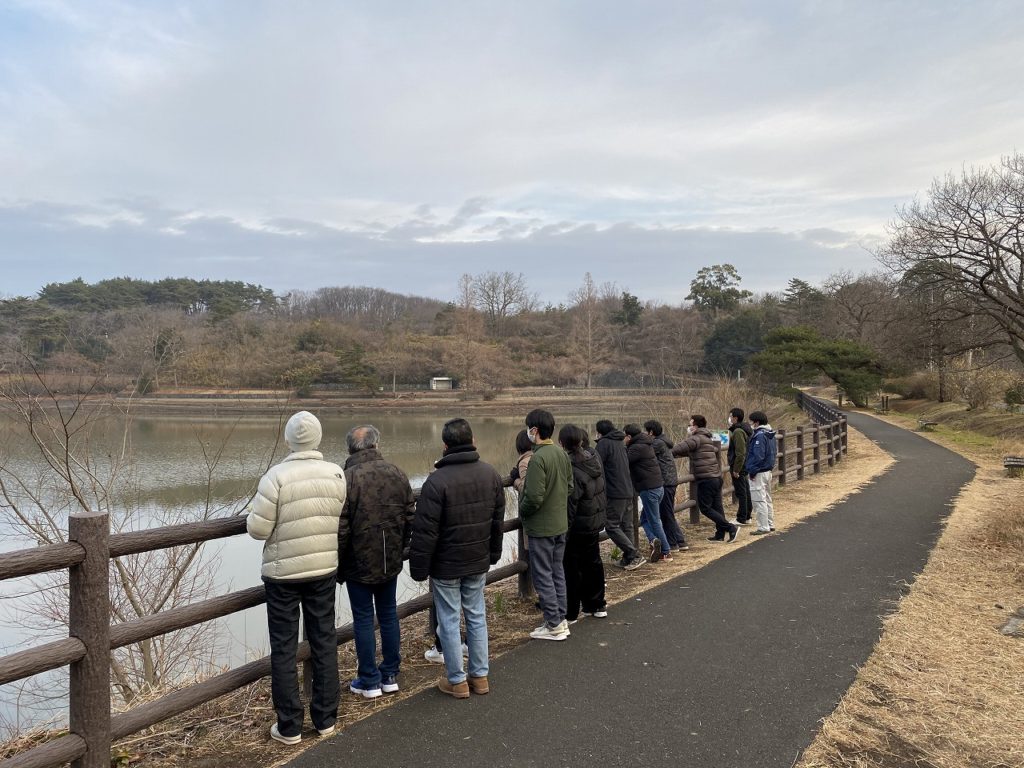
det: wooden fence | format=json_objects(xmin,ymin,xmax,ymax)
[{"xmin": 0, "ymin": 394, "xmax": 845, "ymax": 768}]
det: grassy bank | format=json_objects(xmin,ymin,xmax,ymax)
[{"xmin": 798, "ymin": 411, "xmax": 1024, "ymax": 768}]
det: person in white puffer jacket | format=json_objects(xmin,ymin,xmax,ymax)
[{"xmin": 247, "ymin": 411, "xmax": 347, "ymax": 746}]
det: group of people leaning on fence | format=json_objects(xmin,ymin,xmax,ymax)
[{"xmin": 245, "ymin": 406, "xmax": 778, "ymax": 744}]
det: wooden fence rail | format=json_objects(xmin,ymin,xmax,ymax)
[{"xmin": 0, "ymin": 392, "xmax": 845, "ymax": 768}]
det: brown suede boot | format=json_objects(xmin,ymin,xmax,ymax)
[
  {"xmin": 468, "ymin": 676, "xmax": 489, "ymax": 695},
  {"xmin": 437, "ymin": 678, "xmax": 470, "ymax": 699}
]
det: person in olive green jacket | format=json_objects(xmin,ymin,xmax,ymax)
[{"xmin": 518, "ymin": 408, "xmax": 574, "ymax": 641}]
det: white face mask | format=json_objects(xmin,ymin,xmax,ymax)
[
  {"xmin": 687, "ymin": 425, "xmax": 696, "ymax": 435},
  {"xmin": 526, "ymin": 427, "xmax": 538, "ymax": 444}
]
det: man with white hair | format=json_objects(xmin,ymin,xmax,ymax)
[
  {"xmin": 248, "ymin": 411, "xmax": 347, "ymax": 745},
  {"xmin": 337, "ymin": 424, "xmax": 415, "ymax": 700}
]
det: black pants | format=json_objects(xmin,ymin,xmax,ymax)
[
  {"xmin": 265, "ymin": 574, "xmax": 339, "ymax": 737},
  {"xmin": 696, "ymin": 477, "xmax": 732, "ymax": 536},
  {"xmin": 562, "ymin": 531, "xmax": 606, "ymax": 620},
  {"xmin": 733, "ymin": 471, "xmax": 752, "ymax": 523},
  {"xmin": 659, "ymin": 484, "xmax": 687, "ymax": 547}
]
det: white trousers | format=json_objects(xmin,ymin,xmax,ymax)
[{"xmin": 749, "ymin": 471, "xmax": 775, "ymax": 531}]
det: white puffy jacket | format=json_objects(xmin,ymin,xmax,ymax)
[{"xmin": 246, "ymin": 451, "xmax": 348, "ymax": 582}]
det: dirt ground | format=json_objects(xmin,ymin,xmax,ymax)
[
  {"xmin": 71, "ymin": 425, "xmax": 891, "ymax": 768},
  {"xmin": 796, "ymin": 409, "xmax": 1024, "ymax": 768}
]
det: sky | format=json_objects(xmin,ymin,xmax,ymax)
[{"xmin": 1, "ymin": 0, "xmax": 1022, "ymax": 305}]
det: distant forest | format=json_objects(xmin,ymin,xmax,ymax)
[{"xmin": 1, "ymin": 261, "xmax": 1020, "ymax": 409}]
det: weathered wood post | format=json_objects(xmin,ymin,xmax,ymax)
[
  {"xmin": 516, "ymin": 526, "xmax": 533, "ymax": 598},
  {"xmin": 840, "ymin": 417, "xmax": 848, "ymax": 456},
  {"xmin": 826, "ymin": 422, "xmax": 836, "ymax": 467},
  {"xmin": 812, "ymin": 424, "xmax": 821, "ymax": 474},
  {"xmin": 68, "ymin": 511, "xmax": 110, "ymax": 768},
  {"xmin": 796, "ymin": 426, "xmax": 805, "ymax": 481},
  {"xmin": 688, "ymin": 457, "xmax": 700, "ymax": 525},
  {"xmin": 777, "ymin": 430, "xmax": 787, "ymax": 486}
]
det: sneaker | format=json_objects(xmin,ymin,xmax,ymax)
[
  {"xmin": 381, "ymin": 675, "xmax": 399, "ymax": 693},
  {"xmin": 567, "ymin": 616, "xmax": 580, "ymax": 625},
  {"xmin": 750, "ymin": 528, "xmax": 772, "ymax": 536},
  {"xmin": 660, "ymin": 553, "xmax": 673, "ymax": 562},
  {"xmin": 424, "ymin": 643, "xmax": 469, "ymax": 664},
  {"xmin": 270, "ymin": 723, "xmax": 301, "ymax": 745},
  {"xmin": 582, "ymin": 610, "xmax": 608, "ymax": 618},
  {"xmin": 729, "ymin": 518, "xmax": 748, "ymax": 527},
  {"xmin": 649, "ymin": 540, "xmax": 662, "ymax": 563},
  {"xmin": 623, "ymin": 556, "xmax": 644, "ymax": 571},
  {"xmin": 349, "ymin": 678, "xmax": 382, "ymax": 699},
  {"xmin": 675, "ymin": 543, "xmax": 690, "ymax": 552},
  {"xmin": 530, "ymin": 622, "xmax": 570, "ymax": 641},
  {"xmin": 770, "ymin": 527, "xmax": 776, "ymax": 531},
  {"xmin": 317, "ymin": 724, "xmax": 335, "ymax": 737},
  {"xmin": 728, "ymin": 525, "xmax": 740, "ymax": 543},
  {"xmin": 437, "ymin": 678, "xmax": 470, "ymax": 699},
  {"xmin": 707, "ymin": 535, "xmax": 726, "ymax": 542}
]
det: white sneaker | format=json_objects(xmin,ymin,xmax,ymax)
[
  {"xmin": 530, "ymin": 623, "xmax": 569, "ymax": 641},
  {"xmin": 729, "ymin": 518, "xmax": 748, "ymax": 527},
  {"xmin": 317, "ymin": 725, "xmax": 335, "ymax": 737},
  {"xmin": 583, "ymin": 610, "xmax": 608, "ymax": 618},
  {"xmin": 270, "ymin": 723, "xmax": 301, "ymax": 745},
  {"xmin": 424, "ymin": 643, "xmax": 470, "ymax": 663}
]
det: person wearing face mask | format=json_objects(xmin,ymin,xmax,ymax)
[
  {"xmin": 726, "ymin": 408, "xmax": 753, "ymax": 526},
  {"xmin": 672, "ymin": 414, "xmax": 739, "ymax": 543}
]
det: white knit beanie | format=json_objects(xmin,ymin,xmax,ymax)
[{"xmin": 285, "ymin": 411, "xmax": 323, "ymax": 451}]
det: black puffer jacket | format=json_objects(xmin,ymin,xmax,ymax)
[
  {"xmin": 567, "ymin": 449, "xmax": 606, "ymax": 534},
  {"xmin": 595, "ymin": 431, "xmax": 634, "ymax": 499},
  {"xmin": 409, "ymin": 446, "xmax": 506, "ymax": 581},
  {"xmin": 651, "ymin": 434, "xmax": 679, "ymax": 486},
  {"xmin": 337, "ymin": 449, "xmax": 415, "ymax": 585},
  {"xmin": 626, "ymin": 433, "xmax": 664, "ymax": 491},
  {"xmin": 671, "ymin": 428, "xmax": 723, "ymax": 480}
]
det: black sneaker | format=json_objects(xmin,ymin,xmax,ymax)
[
  {"xmin": 707, "ymin": 535, "xmax": 725, "ymax": 542},
  {"xmin": 727, "ymin": 525, "xmax": 739, "ymax": 542}
]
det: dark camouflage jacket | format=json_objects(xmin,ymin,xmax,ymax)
[{"xmin": 337, "ymin": 449, "xmax": 416, "ymax": 585}]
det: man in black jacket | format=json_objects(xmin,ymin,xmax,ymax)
[
  {"xmin": 624, "ymin": 424, "xmax": 672, "ymax": 563},
  {"xmin": 726, "ymin": 408, "xmax": 753, "ymax": 525},
  {"xmin": 337, "ymin": 425, "xmax": 415, "ymax": 699},
  {"xmin": 410, "ymin": 418, "xmax": 505, "ymax": 699},
  {"xmin": 594, "ymin": 420, "xmax": 642, "ymax": 569},
  {"xmin": 645, "ymin": 419, "xmax": 688, "ymax": 552}
]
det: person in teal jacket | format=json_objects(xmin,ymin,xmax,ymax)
[{"xmin": 518, "ymin": 408, "xmax": 573, "ymax": 641}]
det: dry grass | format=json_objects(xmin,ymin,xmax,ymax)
[
  {"xmin": 89, "ymin": 424, "xmax": 890, "ymax": 768},
  {"xmin": 797, "ymin": 412, "xmax": 1024, "ymax": 768}
]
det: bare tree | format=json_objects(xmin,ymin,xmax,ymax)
[
  {"xmin": 882, "ymin": 153, "xmax": 1024, "ymax": 366},
  {"xmin": 568, "ymin": 273, "xmax": 611, "ymax": 388},
  {"xmin": 470, "ymin": 272, "xmax": 534, "ymax": 337},
  {"xmin": 0, "ymin": 361, "xmax": 278, "ymax": 730}
]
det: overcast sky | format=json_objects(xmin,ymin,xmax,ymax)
[{"xmin": 1, "ymin": 1, "xmax": 1022, "ymax": 305}]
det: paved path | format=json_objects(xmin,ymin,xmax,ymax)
[{"xmin": 286, "ymin": 413, "xmax": 975, "ymax": 768}]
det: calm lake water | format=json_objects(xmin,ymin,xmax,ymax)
[{"xmin": 0, "ymin": 409, "xmax": 610, "ymax": 732}]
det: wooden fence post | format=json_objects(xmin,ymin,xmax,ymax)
[
  {"xmin": 796, "ymin": 426, "xmax": 805, "ymax": 481},
  {"xmin": 826, "ymin": 422, "xmax": 836, "ymax": 468},
  {"xmin": 688, "ymin": 458, "xmax": 700, "ymax": 525},
  {"xmin": 517, "ymin": 527, "xmax": 533, "ymax": 598},
  {"xmin": 812, "ymin": 425, "xmax": 821, "ymax": 474},
  {"xmin": 777, "ymin": 430, "xmax": 787, "ymax": 486},
  {"xmin": 840, "ymin": 418, "xmax": 848, "ymax": 456},
  {"xmin": 68, "ymin": 511, "xmax": 110, "ymax": 768}
]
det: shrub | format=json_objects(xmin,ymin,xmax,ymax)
[{"xmin": 886, "ymin": 371, "xmax": 938, "ymax": 400}]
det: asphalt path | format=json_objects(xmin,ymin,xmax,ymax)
[{"xmin": 285, "ymin": 412, "xmax": 975, "ymax": 768}]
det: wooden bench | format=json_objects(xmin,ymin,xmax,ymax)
[
  {"xmin": 1005, "ymin": 456, "xmax": 1024, "ymax": 478},
  {"xmin": 917, "ymin": 419, "xmax": 939, "ymax": 431}
]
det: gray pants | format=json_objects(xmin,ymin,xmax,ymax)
[
  {"xmin": 528, "ymin": 534, "xmax": 567, "ymax": 627},
  {"xmin": 605, "ymin": 497, "xmax": 638, "ymax": 560}
]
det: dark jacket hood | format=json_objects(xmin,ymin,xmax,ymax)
[
  {"xmin": 601, "ymin": 430, "xmax": 627, "ymax": 442},
  {"xmin": 574, "ymin": 449, "xmax": 603, "ymax": 479}
]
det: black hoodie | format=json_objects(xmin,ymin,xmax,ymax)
[
  {"xmin": 595, "ymin": 430, "xmax": 634, "ymax": 500},
  {"xmin": 626, "ymin": 433, "xmax": 665, "ymax": 491},
  {"xmin": 567, "ymin": 448, "xmax": 607, "ymax": 534}
]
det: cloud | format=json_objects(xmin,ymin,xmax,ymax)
[{"xmin": 0, "ymin": 1, "xmax": 1021, "ymax": 299}]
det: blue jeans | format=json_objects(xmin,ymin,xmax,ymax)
[
  {"xmin": 638, "ymin": 487, "xmax": 670, "ymax": 555},
  {"xmin": 431, "ymin": 574, "xmax": 488, "ymax": 684},
  {"xmin": 346, "ymin": 578, "xmax": 401, "ymax": 687}
]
